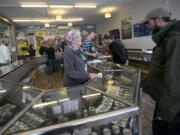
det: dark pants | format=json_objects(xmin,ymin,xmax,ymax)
[
  {"xmin": 48, "ymin": 59, "xmax": 55, "ymax": 74},
  {"xmin": 153, "ymin": 105, "xmax": 180, "ymax": 135}
]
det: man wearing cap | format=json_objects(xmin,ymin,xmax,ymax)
[
  {"xmin": 0, "ymin": 38, "xmax": 11, "ymax": 66},
  {"xmin": 142, "ymin": 7, "xmax": 180, "ymax": 135}
]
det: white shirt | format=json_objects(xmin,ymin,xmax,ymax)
[{"xmin": 0, "ymin": 44, "xmax": 11, "ymax": 64}]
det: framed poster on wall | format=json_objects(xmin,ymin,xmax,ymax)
[
  {"xmin": 121, "ymin": 17, "xmax": 132, "ymax": 39},
  {"xmin": 134, "ymin": 23, "xmax": 152, "ymax": 37}
]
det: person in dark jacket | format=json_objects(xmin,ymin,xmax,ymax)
[
  {"xmin": 103, "ymin": 35, "xmax": 129, "ymax": 65},
  {"xmin": 142, "ymin": 7, "xmax": 180, "ymax": 135},
  {"xmin": 63, "ymin": 30, "xmax": 99, "ymax": 87},
  {"xmin": 60, "ymin": 36, "xmax": 69, "ymax": 52},
  {"xmin": 46, "ymin": 44, "xmax": 55, "ymax": 74},
  {"xmin": 28, "ymin": 44, "xmax": 36, "ymax": 59},
  {"xmin": 39, "ymin": 43, "xmax": 47, "ymax": 55}
]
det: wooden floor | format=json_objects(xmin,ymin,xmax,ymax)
[
  {"xmin": 141, "ymin": 92, "xmax": 155, "ymax": 135},
  {"xmin": 32, "ymin": 69, "xmax": 64, "ymax": 90}
]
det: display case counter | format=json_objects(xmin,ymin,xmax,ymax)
[
  {"xmin": 127, "ymin": 49, "xmax": 151, "ymax": 80},
  {"xmin": 0, "ymin": 60, "xmax": 29, "ymax": 77},
  {"xmin": 127, "ymin": 49, "xmax": 152, "ymax": 63},
  {"xmin": 3, "ymin": 85, "xmax": 139, "ymax": 135},
  {"xmin": 0, "ymin": 79, "xmax": 44, "ymax": 135},
  {"xmin": 0, "ymin": 54, "xmax": 63, "ymax": 82},
  {"xmin": 0, "ymin": 60, "xmax": 141, "ymax": 135},
  {"xmin": 35, "ymin": 53, "xmax": 63, "ymax": 65}
]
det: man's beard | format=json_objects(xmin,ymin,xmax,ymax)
[{"xmin": 152, "ymin": 22, "xmax": 161, "ymax": 35}]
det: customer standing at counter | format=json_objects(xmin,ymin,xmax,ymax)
[
  {"xmin": 39, "ymin": 43, "xmax": 47, "ymax": 55},
  {"xmin": 28, "ymin": 44, "xmax": 36, "ymax": 59},
  {"xmin": 103, "ymin": 35, "xmax": 128, "ymax": 66},
  {"xmin": 0, "ymin": 38, "xmax": 11, "ymax": 66},
  {"xmin": 82, "ymin": 32, "xmax": 100, "ymax": 59},
  {"xmin": 63, "ymin": 30, "xmax": 98, "ymax": 87},
  {"xmin": 142, "ymin": 7, "xmax": 180, "ymax": 135},
  {"xmin": 46, "ymin": 44, "xmax": 56, "ymax": 74}
]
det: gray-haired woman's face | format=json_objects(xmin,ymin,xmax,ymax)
[{"xmin": 72, "ymin": 35, "xmax": 82, "ymax": 47}]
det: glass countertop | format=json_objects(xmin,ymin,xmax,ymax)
[
  {"xmin": 0, "ymin": 60, "xmax": 26, "ymax": 77},
  {"xmin": 4, "ymin": 86, "xmax": 131, "ymax": 135},
  {"xmin": 0, "ymin": 79, "xmax": 42, "ymax": 130}
]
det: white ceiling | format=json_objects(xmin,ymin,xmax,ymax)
[{"xmin": 0, "ymin": 0, "xmax": 136, "ymax": 26}]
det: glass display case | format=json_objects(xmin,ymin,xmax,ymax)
[
  {"xmin": 127, "ymin": 49, "xmax": 151, "ymax": 80},
  {"xmin": 0, "ymin": 79, "xmax": 44, "ymax": 135},
  {"xmin": 127, "ymin": 49, "xmax": 152, "ymax": 63},
  {"xmin": 0, "ymin": 61, "xmax": 141, "ymax": 135},
  {"xmin": 4, "ymin": 86, "xmax": 139, "ymax": 135},
  {"xmin": 0, "ymin": 60, "xmax": 25, "ymax": 77}
]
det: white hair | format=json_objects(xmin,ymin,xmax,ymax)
[{"xmin": 67, "ymin": 29, "xmax": 81, "ymax": 43}]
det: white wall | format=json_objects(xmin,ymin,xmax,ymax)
[{"xmin": 96, "ymin": 0, "xmax": 180, "ymax": 49}]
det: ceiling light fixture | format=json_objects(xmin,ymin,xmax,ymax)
[
  {"xmin": 105, "ymin": 8, "xmax": 111, "ymax": 18},
  {"xmin": 44, "ymin": 23, "xmax": 50, "ymax": 27},
  {"xmin": 61, "ymin": 18, "xmax": 83, "ymax": 22},
  {"xmin": 13, "ymin": 18, "xmax": 83, "ymax": 22},
  {"xmin": 68, "ymin": 22, "xmax": 72, "ymax": 27},
  {"xmin": 74, "ymin": 4, "xmax": 96, "ymax": 8},
  {"xmin": 49, "ymin": 5, "xmax": 73, "ymax": 8},
  {"xmin": 21, "ymin": 4, "xmax": 48, "ymax": 7},
  {"xmin": 56, "ymin": 15, "xmax": 62, "ymax": 21},
  {"xmin": 105, "ymin": 12, "xmax": 111, "ymax": 18}
]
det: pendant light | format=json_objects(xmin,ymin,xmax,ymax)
[
  {"xmin": 105, "ymin": 9, "xmax": 111, "ymax": 18},
  {"xmin": 68, "ymin": 22, "xmax": 72, "ymax": 27},
  {"xmin": 44, "ymin": 23, "xmax": 50, "ymax": 27}
]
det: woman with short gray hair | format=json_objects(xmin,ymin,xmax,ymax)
[{"xmin": 63, "ymin": 30, "xmax": 98, "ymax": 87}]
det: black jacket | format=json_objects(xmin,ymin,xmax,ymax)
[
  {"xmin": 28, "ymin": 48, "xmax": 36, "ymax": 57},
  {"xmin": 63, "ymin": 46, "xmax": 89, "ymax": 87},
  {"xmin": 109, "ymin": 40, "xmax": 128, "ymax": 65},
  {"xmin": 39, "ymin": 46, "xmax": 47, "ymax": 55},
  {"xmin": 46, "ymin": 47, "xmax": 55, "ymax": 60}
]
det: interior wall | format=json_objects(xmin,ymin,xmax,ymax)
[{"xmin": 96, "ymin": 0, "xmax": 180, "ymax": 49}]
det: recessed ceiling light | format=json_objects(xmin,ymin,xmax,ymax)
[
  {"xmin": 68, "ymin": 22, "xmax": 72, "ymax": 27},
  {"xmin": 56, "ymin": 15, "xmax": 62, "ymax": 21},
  {"xmin": 49, "ymin": 5, "xmax": 73, "ymax": 8},
  {"xmin": 105, "ymin": 13, "xmax": 111, "ymax": 18},
  {"xmin": 61, "ymin": 18, "xmax": 83, "ymax": 22},
  {"xmin": 99, "ymin": 7, "xmax": 117, "ymax": 14},
  {"xmin": 44, "ymin": 23, "xmax": 50, "ymax": 27},
  {"xmin": 21, "ymin": 4, "xmax": 48, "ymax": 7},
  {"xmin": 13, "ymin": 18, "xmax": 83, "ymax": 22},
  {"xmin": 13, "ymin": 19, "xmax": 54, "ymax": 22},
  {"xmin": 74, "ymin": 4, "xmax": 96, "ymax": 8}
]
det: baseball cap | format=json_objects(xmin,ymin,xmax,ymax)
[{"xmin": 141, "ymin": 7, "xmax": 172, "ymax": 24}]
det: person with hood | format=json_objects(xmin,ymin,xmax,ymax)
[{"xmin": 142, "ymin": 7, "xmax": 180, "ymax": 135}]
